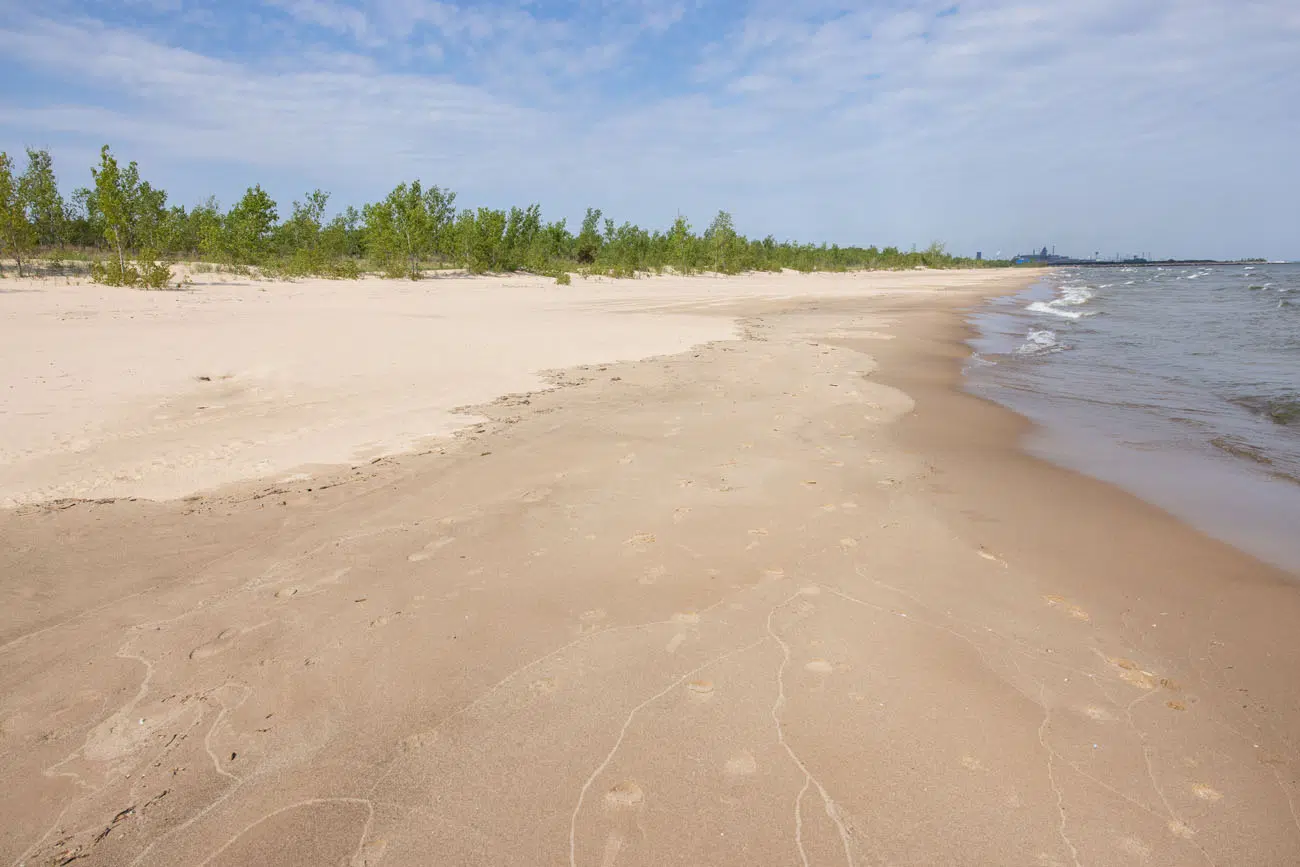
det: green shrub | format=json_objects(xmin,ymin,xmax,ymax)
[
  {"xmin": 90, "ymin": 258, "xmax": 138, "ymax": 286},
  {"xmin": 137, "ymin": 254, "xmax": 172, "ymax": 289},
  {"xmin": 555, "ymin": 271, "xmax": 571, "ymax": 285},
  {"xmin": 328, "ymin": 258, "xmax": 361, "ymax": 279}
]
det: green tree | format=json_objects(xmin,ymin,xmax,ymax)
[
  {"xmin": 86, "ymin": 146, "xmax": 175, "ymax": 287},
  {"xmin": 500, "ymin": 204, "xmax": 541, "ymax": 271},
  {"xmin": 575, "ymin": 207, "xmax": 603, "ymax": 264},
  {"xmin": 189, "ymin": 197, "xmax": 224, "ymax": 261},
  {"xmin": 90, "ymin": 145, "xmax": 137, "ymax": 276},
  {"xmin": 0, "ymin": 152, "xmax": 37, "ymax": 277},
  {"xmin": 665, "ymin": 214, "xmax": 695, "ymax": 273},
  {"xmin": 704, "ymin": 210, "xmax": 740, "ymax": 273},
  {"xmin": 465, "ymin": 207, "xmax": 507, "ymax": 273},
  {"xmin": 19, "ymin": 148, "xmax": 65, "ymax": 248},
  {"xmin": 278, "ymin": 189, "xmax": 329, "ymax": 273},
  {"xmin": 321, "ymin": 205, "xmax": 363, "ymax": 261},
  {"xmin": 423, "ymin": 184, "xmax": 457, "ymax": 263},
  {"xmin": 67, "ymin": 186, "xmax": 99, "ymax": 249},
  {"xmin": 222, "ymin": 185, "xmax": 279, "ymax": 264},
  {"xmin": 533, "ymin": 218, "xmax": 571, "ymax": 267},
  {"xmin": 132, "ymin": 181, "xmax": 169, "ymax": 253},
  {"xmin": 362, "ymin": 181, "xmax": 455, "ymax": 279}
]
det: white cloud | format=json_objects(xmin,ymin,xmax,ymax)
[{"xmin": 1, "ymin": 1, "xmax": 1298, "ymax": 257}]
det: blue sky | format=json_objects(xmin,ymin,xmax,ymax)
[{"xmin": 1, "ymin": 0, "xmax": 1297, "ymax": 259}]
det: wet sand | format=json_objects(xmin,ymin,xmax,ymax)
[{"xmin": 2, "ymin": 270, "xmax": 1298, "ymax": 866}]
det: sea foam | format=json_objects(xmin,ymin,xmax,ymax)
[
  {"xmin": 1016, "ymin": 329, "xmax": 1060, "ymax": 354},
  {"xmin": 1027, "ymin": 285, "xmax": 1095, "ymax": 320}
]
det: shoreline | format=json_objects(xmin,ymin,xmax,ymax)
[
  {"xmin": 964, "ymin": 267, "xmax": 1300, "ymax": 575},
  {"xmin": 3, "ymin": 271, "xmax": 1298, "ymax": 865}
]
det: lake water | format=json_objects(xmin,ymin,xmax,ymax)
[{"xmin": 967, "ymin": 263, "xmax": 1300, "ymax": 574}]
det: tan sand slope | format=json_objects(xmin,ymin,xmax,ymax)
[{"xmin": 2, "ymin": 270, "xmax": 1298, "ymax": 867}]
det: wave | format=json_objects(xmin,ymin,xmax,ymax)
[
  {"xmin": 1027, "ymin": 300, "xmax": 1086, "ymax": 320},
  {"xmin": 1058, "ymin": 285, "xmax": 1094, "ymax": 303},
  {"xmin": 1232, "ymin": 395, "xmax": 1300, "ymax": 426},
  {"xmin": 1211, "ymin": 435, "xmax": 1274, "ymax": 466},
  {"xmin": 1016, "ymin": 329, "xmax": 1061, "ymax": 355},
  {"xmin": 1026, "ymin": 284, "xmax": 1097, "ymax": 320}
]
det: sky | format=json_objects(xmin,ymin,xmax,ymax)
[{"xmin": 1, "ymin": 0, "xmax": 1297, "ymax": 260}]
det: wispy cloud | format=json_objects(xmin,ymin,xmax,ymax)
[{"xmin": 1, "ymin": 1, "xmax": 1297, "ymax": 258}]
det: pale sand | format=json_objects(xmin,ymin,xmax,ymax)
[
  {"xmin": 0, "ymin": 270, "xmax": 1006, "ymax": 507},
  {"xmin": 3, "ymin": 270, "xmax": 1299, "ymax": 866}
]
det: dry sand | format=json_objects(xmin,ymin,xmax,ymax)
[{"xmin": 2, "ymin": 269, "xmax": 1298, "ymax": 866}]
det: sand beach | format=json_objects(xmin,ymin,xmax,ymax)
[{"xmin": 2, "ymin": 269, "xmax": 1298, "ymax": 866}]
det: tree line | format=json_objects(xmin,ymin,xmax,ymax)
[{"xmin": 1, "ymin": 145, "xmax": 1007, "ymax": 286}]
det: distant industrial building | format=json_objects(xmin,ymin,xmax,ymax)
[{"xmin": 1012, "ymin": 246, "xmax": 1150, "ymax": 266}]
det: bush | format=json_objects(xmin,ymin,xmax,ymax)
[
  {"xmin": 138, "ymin": 254, "xmax": 172, "ymax": 289},
  {"xmin": 555, "ymin": 271, "xmax": 571, "ymax": 285},
  {"xmin": 90, "ymin": 252, "xmax": 174, "ymax": 289},
  {"xmin": 90, "ymin": 258, "xmax": 139, "ymax": 286},
  {"xmin": 334, "ymin": 258, "xmax": 362, "ymax": 279}
]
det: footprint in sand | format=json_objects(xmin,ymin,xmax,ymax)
[
  {"xmin": 1082, "ymin": 705, "xmax": 1117, "ymax": 722},
  {"xmin": 408, "ymin": 536, "xmax": 456, "ymax": 562},
  {"xmin": 190, "ymin": 628, "xmax": 238, "ymax": 660},
  {"xmin": 578, "ymin": 609, "xmax": 608, "ymax": 633},
  {"xmin": 725, "ymin": 751, "xmax": 758, "ymax": 777},
  {"xmin": 1109, "ymin": 657, "xmax": 1159, "ymax": 690},
  {"xmin": 639, "ymin": 565, "xmax": 666, "ymax": 585},
  {"xmin": 789, "ymin": 600, "xmax": 816, "ymax": 621},
  {"xmin": 687, "ymin": 680, "xmax": 715, "ymax": 699},
  {"xmin": 606, "ymin": 781, "xmax": 644, "ymax": 809},
  {"xmin": 624, "ymin": 533, "xmax": 656, "ymax": 553},
  {"xmin": 618, "ymin": 454, "xmax": 636, "ymax": 465},
  {"xmin": 672, "ymin": 507, "xmax": 691, "ymax": 524},
  {"xmin": 399, "ymin": 731, "xmax": 437, "ymax": 753},
  {"xmin": 1191, "ymin": 783, "xmax": 1222, "ymax": 802},
  {"xmin": 530, "ymin": 677, "xmax": 558, "ymax": 696},
  {"xmin": 1044, "ymin": 595, "xmax": 1091, "ymax": 622}
]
